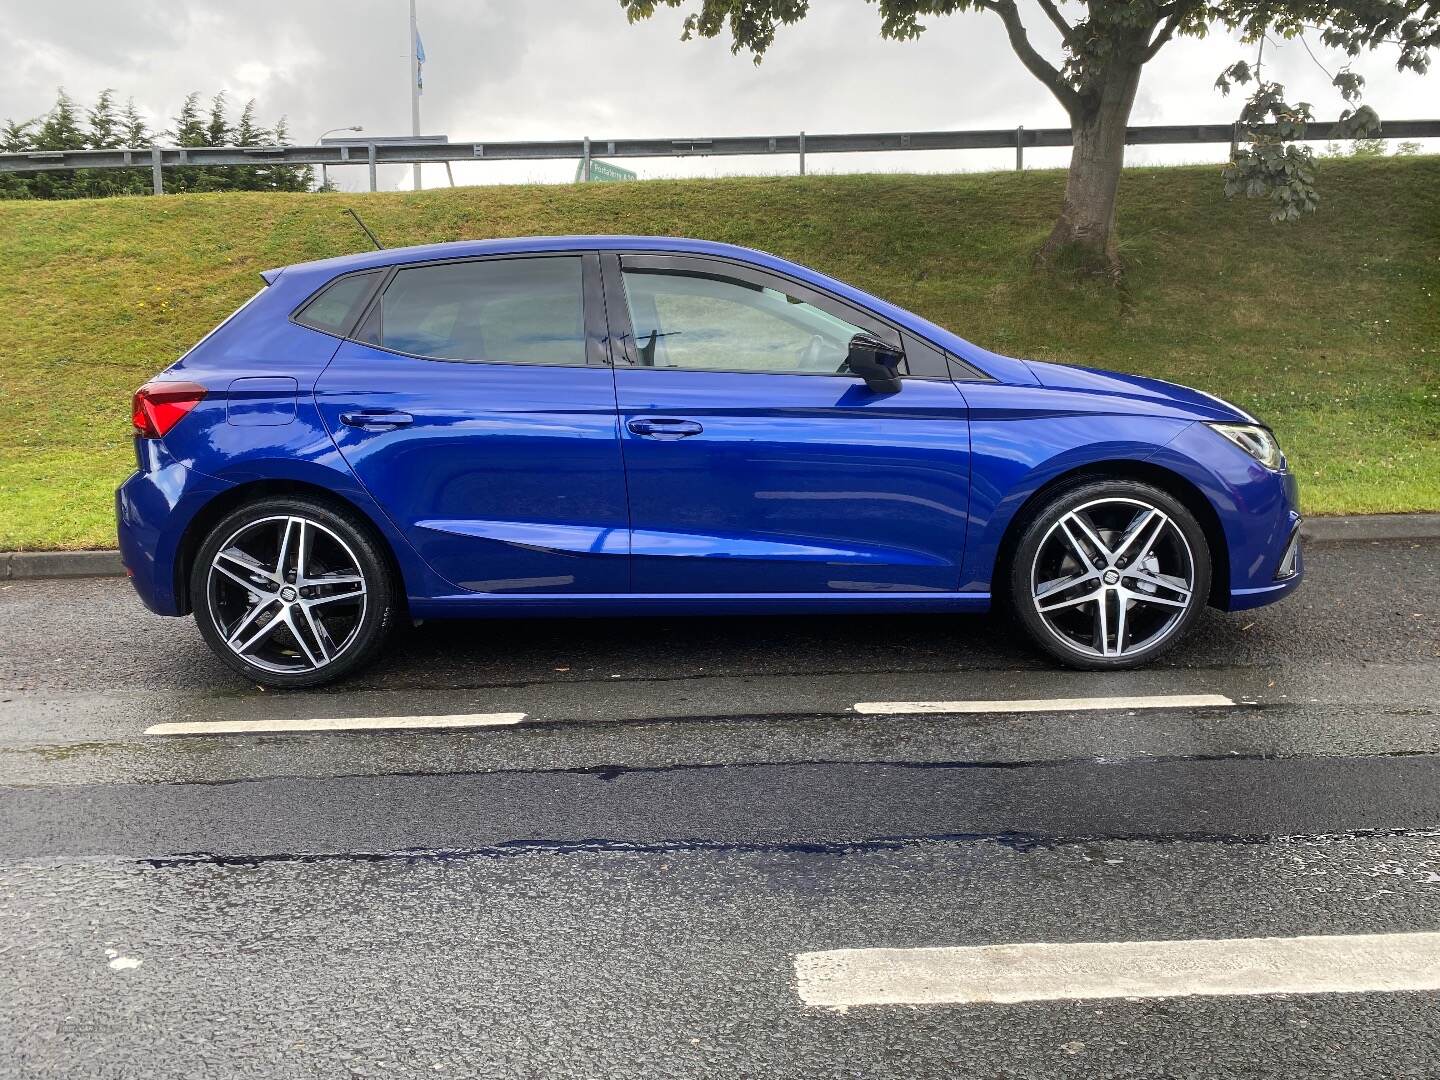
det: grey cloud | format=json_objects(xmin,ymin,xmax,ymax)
[{"xmin": 0, "ymin": 0, "xmax": 1431, "ymax": 189}]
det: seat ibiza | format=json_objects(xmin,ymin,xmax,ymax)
[{"xmin": 118, "ymin": 236, "xmax": 1302, "ymax": 687}]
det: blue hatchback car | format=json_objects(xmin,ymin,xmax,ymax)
[{"xmin": 118, "ymin": 236, "xmax": 1302, "ymax": 687}]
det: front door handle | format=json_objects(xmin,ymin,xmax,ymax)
[
  {"xmin": 340, "ymin": 410, "xmax": 414, "ymax": 430},
  {"xmin": 627, "ymin": 418, "xmax": 703, "ymax": 440}
]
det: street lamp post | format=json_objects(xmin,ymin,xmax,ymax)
[{"xmin": 317, "ymin": 126, "xmax": 364, "ymax": 190}]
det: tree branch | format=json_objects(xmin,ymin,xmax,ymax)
[
  {"xmin": 981, "ymin": 0, "xmax": 1083, "ymax": 114},
  {"xmin": 1142, "ymin": 7, "xmax": 1187, "ymax": 61},
  {"xmin": 1032, "ymin": 0, "xmax": 1076, "ymax": 44}
]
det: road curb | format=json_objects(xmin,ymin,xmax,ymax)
[
  {"xmin": 2, "ymin": 550, "xmax": 126, "ymax": 581},
  {"xmin": 1300, "ymin": 513, "xmax": 1440, "ymax": 544},
  {"xmin": 2, "ymin": 513, "xmax": 1436, "ymax": 582}
]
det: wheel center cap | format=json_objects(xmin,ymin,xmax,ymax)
[
  {"xmin": 279, "ymin": 586, "xmax": 298, "ymax": 602},
  {"xmin": 1102, "ymin": 569, "xmax": 1120, "ymax": 585}
]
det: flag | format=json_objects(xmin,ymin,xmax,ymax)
[{"xmin": 415, "ymin": 28, "xmax": 426, "ymax": 94}]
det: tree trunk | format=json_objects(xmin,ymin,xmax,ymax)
[{"xmin": 1040, "ymin": 59, "xmax": 1145, "ymax": 275}]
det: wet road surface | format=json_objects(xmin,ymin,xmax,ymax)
[{"xmin": 2, "ymin": 536, "xmax": 1438, "ymax": 1078}]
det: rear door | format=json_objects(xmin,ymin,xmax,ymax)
[
  {"xmin": 603, "ymin": 253, "xmax": 972, "ymax": 595},
  {"xmin": 313, "ymin": 253, "xmax": 629, "ymax": 594}
]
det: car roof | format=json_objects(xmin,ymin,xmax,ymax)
[
  {"xmin": 265, "ymin": 235, "xmax": 801, "ymax": 283},
  {"xmin": 264, "ymin": 233, "xmax": 921, "ymax": 340}
]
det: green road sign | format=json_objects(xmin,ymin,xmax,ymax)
[{"xmin": 576, "ymin": 158, "xmax": 638, "ymax": 183}]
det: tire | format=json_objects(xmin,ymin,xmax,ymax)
[
  {"xmin": 190, "ymin": 495, "xmax": 396, "ymax": 688},
  {"xmin": 1008, "ymin": 479, "xmax": 1211, "ymax": 670}
]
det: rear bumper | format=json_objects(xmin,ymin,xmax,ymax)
[{"xmin": 116, "ymin": 440, "xmax": 233, "ymax": 615}]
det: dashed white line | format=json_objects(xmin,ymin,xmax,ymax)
[
  {"xmin": 853, "ymin": 693, "xmax": 1234, "ymax": 716},
  {"xmin": 143, "ymin": 713, "xmax": 527, "ymax": 736},
  {"xmin": 795, "ymin": 932, "xmax": 1440, "ymax": 1008}
]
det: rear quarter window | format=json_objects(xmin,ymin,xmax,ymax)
[{"xmin": 294, "ymin": 271, "xmax": 383, "ymax": 337}]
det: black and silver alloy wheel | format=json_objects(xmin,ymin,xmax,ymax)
[
  {"xmin": 208, "ymin": 514, "xmax": 366, "ymax": 674},
  {"xmin": 1010, "ymin": 480, "xmax": 1211, "ymax": 669},
  {"xmin": 192, "ymin": 497, "xmax": 395, "ymax": 687}
]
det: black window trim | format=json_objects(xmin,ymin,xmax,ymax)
[{"xmin": 300, "ymin": 251, "xmax": 608, "ymax": 370}]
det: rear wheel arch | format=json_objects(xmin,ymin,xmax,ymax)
[
  {"xmin": 991, "ymin": 460, "xmax": 1230, "ymax": 610},
  {"xmin": 174, "ymin": 479, "xmax": 406, "ymax": 616}
]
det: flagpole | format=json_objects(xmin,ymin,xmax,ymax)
[{"xmin": 409, "ymin": 0, "xmax": 422, "ymax": 191}]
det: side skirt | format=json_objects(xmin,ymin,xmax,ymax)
[{"xmin": 407, "ymin": 592, "xmax": 992, "ymax": 619}]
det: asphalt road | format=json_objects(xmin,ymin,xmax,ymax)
[{"xmin": 1, "ymin": 536, "xmax": 1438, "ymax": 1079}]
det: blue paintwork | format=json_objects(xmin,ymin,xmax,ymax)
[
  {"xmin": 313, "ymin": 339, "xmax": 629, "ymax": 594},
  {"xmin": 615, "ymin": 368, "xmax": 971, "ymax": 593},
  {"xmin": 116, "ymin": 235, "xmax": 1302, "ymax": 623}
]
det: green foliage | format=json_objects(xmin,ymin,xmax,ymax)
[
  {"xmin": 1217, "ymin": 47, "xmax": 1385, "ymax": 221},
  {"xmin": 0, "ymin": 88, "xmax": 314, "ymax": 199},
  {"xmin": 85, "ymin": 89, "xmax": 121, "ymax": 150},
  {"xmin": 619, "ymin": 0, "xmax": 1438, "ymax": 241},
  {"xmin": 1, "ymin": 157, "xmax": 1436, "ymax": 547}
]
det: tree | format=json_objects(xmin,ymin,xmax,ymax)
[
  {"xmin": 230, "ymin": 99, "xmax": 270, "ymax": 191},
  {"xmin": 34, "ymin": 88, "xmax": 87, "ymax": 151},
  {"xmin": 107, "ymin": 97, "xmax": 155, "ymax": 196},
  {"xmin": 119, "ymin": 98, "xmax": 149, "ymax": 148},
  {"xmin": 86, "ymin": 89, "xmax": 121, "ymax": 149},
  {"xmin": 169, "ymin": 91, "xmax": 207, "ymax": 147},
  {"xmin": 205, "ymin": 91, "xmax": 232, "ymax": 147},
  {"xmin": 0, "ymin": 118, "xmax": 33, "ymax": 154},
  {"xmin": 167, "ymin": 91, "xmax": 217, "ymax": 192},
  {"xmin": 263, "ymin": 116, "xmax": 316, "ymax": 192},
  {"xmin": 0, "ymin": 88, "xmax": 312, "ymax": 199},
  {"xmin": 31, "ymin": 88, "xmax": 89, "ymax": 198},
  {"xmin": 619, "ymin": 0, "xmax": 1438, "ymax": 273},
  {"xmin": 0, "ymin": 118, "xmax": 35, "ymax": 199}
]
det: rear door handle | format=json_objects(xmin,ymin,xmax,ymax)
[
  {"xmin": 627, "ymin": 418, "xmax": 704, "ymax": 440},
  {"xmin": 340, "ymin": 410, "xmax": 414, "ymax": 430}
]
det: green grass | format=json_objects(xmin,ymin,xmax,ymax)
[{"xmin": 1, "ymin": 157, "xmax": 1437, "ymax": 549}]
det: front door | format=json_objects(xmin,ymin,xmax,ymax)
[
  {"xmin": 604, "ymin": 254, "xmax": 972, "ymax": 595},
  {"xmin": 314, "ymin": 253, "xmax": 629, "ymax": 594}
]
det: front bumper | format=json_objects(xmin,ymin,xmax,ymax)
[
  {"xmin": 1150, "ymin": 427, "xmax": 1304, "ymax": 613},
  {"xmin": 1226, "ymin": 468, "xmax": 1303, "ymax": 611}
]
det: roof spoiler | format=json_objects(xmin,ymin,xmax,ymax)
[{"xmin": 259, "ymin": 267, "xmax": 284, "ymax": 285}]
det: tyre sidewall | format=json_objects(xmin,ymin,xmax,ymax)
[
  {"xmin": 1009, "ymin": 479, "xmax": 1212, "ymax": 670},
  {"xmin": 190, "ymin": 496, "xmax": 395, "ymax": 688}
]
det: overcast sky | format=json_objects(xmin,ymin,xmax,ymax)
[{"xmin": 2, "ymin": 0, "xmax": 1435, "ymax": 190}]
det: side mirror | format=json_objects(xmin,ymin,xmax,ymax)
[{"xmin": 846, "ymin": 332, "xmax": 904, "ymax": 394}]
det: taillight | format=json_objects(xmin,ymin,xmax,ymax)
[{"xmin": 131, "ymin": 381, "xmax": 207, "ymax": 438}]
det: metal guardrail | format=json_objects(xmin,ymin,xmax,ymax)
[{"xmin": 2, "ymin": 120, "xmax": 1436, "ymax": 193}]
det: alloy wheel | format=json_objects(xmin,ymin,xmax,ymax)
[
  {"xmin": 1029, "ymin": 497, "xmax": 1196, "ymax": 659},
  {"xmin": 206, "ymin": 514, "xmax": 368, "ymax": 675}
]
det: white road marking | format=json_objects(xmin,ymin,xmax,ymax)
[
  {"xmin": 794, "ymin": 932, "xmax": 1440, "ymax": 1008},
  {"xmin": 852, "ymin": 693, "xmax": 1234, "ymax": 715},
  {"xmin": 143, "ymin": 713, "xmax": 527, "ymax": 736}
]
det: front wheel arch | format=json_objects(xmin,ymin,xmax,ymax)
[{"xmin": 991, "ymin": 461, "xmax": 1230, "ymax": 613}]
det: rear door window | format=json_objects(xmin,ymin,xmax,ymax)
[{"xmin": 356, "ymin": 257, "xmax": 587, "ymax": 367}]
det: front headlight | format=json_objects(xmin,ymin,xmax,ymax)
[{"xmin": 1208, "ymin": 423, "xmax": 1285, "ymax": 471}]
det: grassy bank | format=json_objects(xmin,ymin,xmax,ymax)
[{"xmin": 1, "ymin": 156, "xmax": 1436, "ymax": 549}]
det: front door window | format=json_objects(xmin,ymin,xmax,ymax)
[{"xmin": 620, "ymin": 266, "xmax": 897, "ymax": 376}]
